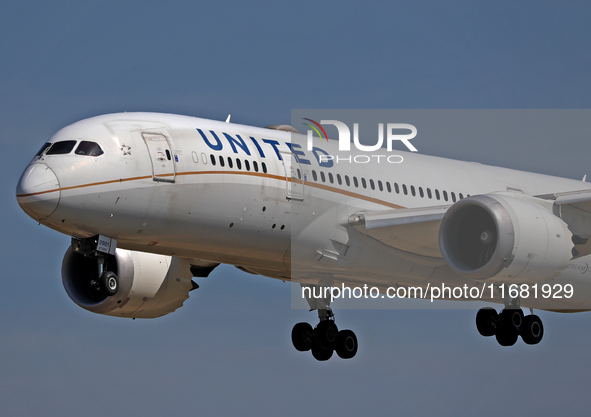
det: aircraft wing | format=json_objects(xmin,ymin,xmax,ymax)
[
  {"xmin": 348, "ymin": 188, "xmax": 591, "ymax": 260},
  {"xmin": 553, "ymin": 190, "xmax": 591, "ymax": 220},
  {"xmin": 348, "ymin": 206, "xmax": 449, "ymax": 258},
  {"xmin": 538, "ymin": 189, "xmax": 591, "ymax": 258}
]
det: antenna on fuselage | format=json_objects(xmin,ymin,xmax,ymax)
[{"xmin": 225, "ymin": 114, "xmax": 231, "ymax": 123}]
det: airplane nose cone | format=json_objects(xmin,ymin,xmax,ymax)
[{"xmin": 16, "ymin": 163, "xmax": 61, "ymax": 220}]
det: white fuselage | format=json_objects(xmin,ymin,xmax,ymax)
[{"xmin": 16, "ymin": 112, "xmax": 591, "ymax": 311}]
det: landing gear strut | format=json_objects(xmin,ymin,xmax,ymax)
[{"xmin": 72, "ymin": 236, "xmax": 119, "ymax": 297}]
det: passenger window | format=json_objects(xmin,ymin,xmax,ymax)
[
  {"xmin": 410, "ymin": 185, "xmax": 415, "ymax": 196},
  {"xmin": 227, "ymin": 157, "xmax": 233, "ymax": 168},
  {"xmin": 443, "ymin": 191, "xmax": 448, "ymax": 201},
  {"xmin": 459, "ymin": 193, "xmax": 464, "ymax": 199},
  {"xmin": 245, "ymin": 160, "xmax": 250, "ymax": 171},
  {"xmin": 345, "ymin": 176, "xmax": 350, "ymax": 186},
  {"xmin": 297, "ymin": 168, "xmax": 301, "ymax": 179},
  {"xmin": 253, "ymin": 161, "xmax": 259, "ymax": 172},
  {"xmin": 370, "ymin": 179, "xmax": 375, "ymax": 190},
  {"xmin": 166, "ymin": 150, "xmax": 171, "ymax": 161},
  {"xmin": 451, "ymin": 192, "xmax": 456, "ymax": 202},
  {"xmin": 361, "ymin": 178, "xmax": 367, "ymax": 188},
  {"xmin": 386, "ymin": 182, "xmax": 391, "ymax": 193},
  {"xmin": 47, "ymin": 140, "xmax": 77, "ymax": 155},
  {"xmin": 435, "ymin": 189, "xmax": 440, "ymax": 200},
  {"xmin": 427, "ymin": 188, "xmax": 432, "ymax": 199},
  {"xmin": 219, "ymin": 155, "xmax": 225, "ymax": 167},
  {"xmin": 262, "ymin": 162, "xmax": 267, "ymax": 173},
  {"xmin": 377, "ymin": 180, "xmax": 382, "ymax": 191},
  {"xmin": 75, "ymin": 141, "xmax": 104, "ymax": 156},
  {"xmin": 353, "ymin": 177, "xmax": 359, "ymax": 187},
  {"xmin": 320, "ymin": 171, "xmax": 326, "ymax": 182},
  {"xmin": 337, "ymin": 174, "xmax": 342, "ymax": 185},
  {"xmin": 403, "ymin": 184, "xmax": 408, "ymax": 195},
  {"xmin": 328, "ymin": 173, "xmax": 334, "ymax": 184},
  {"xmin": 419, "ymin": 187, "xmax": 424, "ymax": 198},
  {"xmin": 236, "ymin": 158, "xmax": 242, "ymax": 170},
  {"xmin": 210, "ymin": 154, "xmax": 216, "ymax": 165},
  {"xmin": 394, "ymin": 183, "xmax": 400, "ymax": 194},
  {"xmin": 312, "ymin": 170, "xmax": 318, "ymax": 181}
]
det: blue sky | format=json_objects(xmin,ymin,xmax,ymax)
[{"xmin": 3, "ymin": 1, "xmax": 591, "ymax": 416}]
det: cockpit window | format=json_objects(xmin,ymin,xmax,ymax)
[
  {"xmin": 35, "ymin": 142, "xmax": 52, "ymax": 157},
  {"xmin": 46, "ymin": 140, "xmax": 77, "ymax": 155},
  {"xmin": 75, "ymin": 141, "xmax": 104, "ymax": 156}
]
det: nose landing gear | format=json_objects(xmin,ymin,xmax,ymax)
[
  {"xmin": 72, "ymin": 235, "xmax": 119, "ymax": 297},
  {"xmin": 99, "ymin": 270, "xmax": 119, "ymax": 296}
]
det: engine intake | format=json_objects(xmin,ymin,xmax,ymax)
[
  {"xmin": 62, "ymin": 247, "xmax": 195, "ymax": 318},
  {"xmin": 438, "ymin": 194, "xmax": 573, "ymax": 283}
]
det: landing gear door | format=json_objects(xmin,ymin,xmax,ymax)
[
  {"xmin": 142, "ymin": 132, "xmax": 176, "ymax": 182},
  {"xmin": 280, "ymin": 151, "xmax": 304, "ymax": 201}
]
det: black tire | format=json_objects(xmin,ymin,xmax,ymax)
[
  {"xmin": 315, "ymin": 321, "xmax": 339, "ymax": 350},
  {"xmin": 521, "ymin": 315, "xmax": 544, "ymax": 345},
  {"xmin": 291, "ymin": 322, "xmax": 314, "ymax": 352},
  {"xmin": 100, "ymin": 271, "xmax": 119, "ymax": 296},
  {"xmin": 495, "ymin": 327, "xmax": 518, "ymax": 346},
  {"xmin": 90, "ymin": 278, "xmax": 103, "ymax": 296},
  {"xmin": 476, "ymin": 307, "xmax": 499, "ymax": 337},
  {"xmin": 335, "ymin": 330, "xmax": 358, "ymax": 359},
  {"xmin": 311, "ymin": 343, "xmax": 333, "ymax": 361},
  {"xmin": 500, "ymin": 308, "xmax": 524, "ymax": 335}
]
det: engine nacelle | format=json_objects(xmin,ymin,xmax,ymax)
[
  {"xmin": 438, "ymin": 194, "xmax": 573, "ymax": 283},
  {"xmin": 62, "ymin": 247, "xmax": 194, "ymax": 318}
]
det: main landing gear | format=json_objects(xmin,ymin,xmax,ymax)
[
  {"xmin": 72, "ymin": 236, "xmax": 120, "ymax": 298},
  {"xmin": 291, "ymin": 308, "xmax": 358, "ymax": 361},
  {"xmin": 476, "ymin": 306, "xmax": 544, "ymax": 346},
  {"xmin": 292, "ymin": 284, "xmax": 358, "ymax": 361}
]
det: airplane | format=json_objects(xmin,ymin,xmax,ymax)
[{"xmin": 16, "ymin": 112, "xmax": 591, "ymax": 361}]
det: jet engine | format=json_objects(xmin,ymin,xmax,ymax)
[
  {"xmin": 438, "ymin": 194, "xmax": 573, "ymax": 283},
  {"xmin": 62, "ymin": 247, "xmax": 195, "ymax": 318}
]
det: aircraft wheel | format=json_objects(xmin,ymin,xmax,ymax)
[
  {"xmin": 521, "ymin": 315, "xmax": 544, "ymax": 345},
  {"xmin": 495, "ymin": 327, "xmax": 518, "ymax": 346},
  {"xmin": 315, "ymin": 321, "xmax": 339, "ymax": 349},
  {"xmin": 500, "ymin": 308, "xmax": 524, "ymax": 335},
  {"xmin": 291, "ymin": 322, "xmax": 314, "ymax": 352},
  {"xmin": 335, "ymin": 330, "xmax": 358, "ymax": 359},
  {"xmin": 311, "ymin": 343, "xmax": 333, "ymax": 361},
  {"xmin": 101, "ymin": 271, "xmax": 119, "ymax": 296},
  {"xmin": 476, "ymin": 307, "xmax": 499, "ymax": 337},
  {"xmin": 90, "ymin": 277, "xmax": 102, "ymax": 295}
]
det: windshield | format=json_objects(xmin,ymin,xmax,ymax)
[
  {"xmin": 46, "ymin": 140, "xmax": 77, "ymax": 155},
  {"xmin": 75, "ymin": 141, "xmax": 104, "ymax": 156},
  {"xmin": 34, "ymin": 142, "xmax": 52, "ymax": 157}
]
